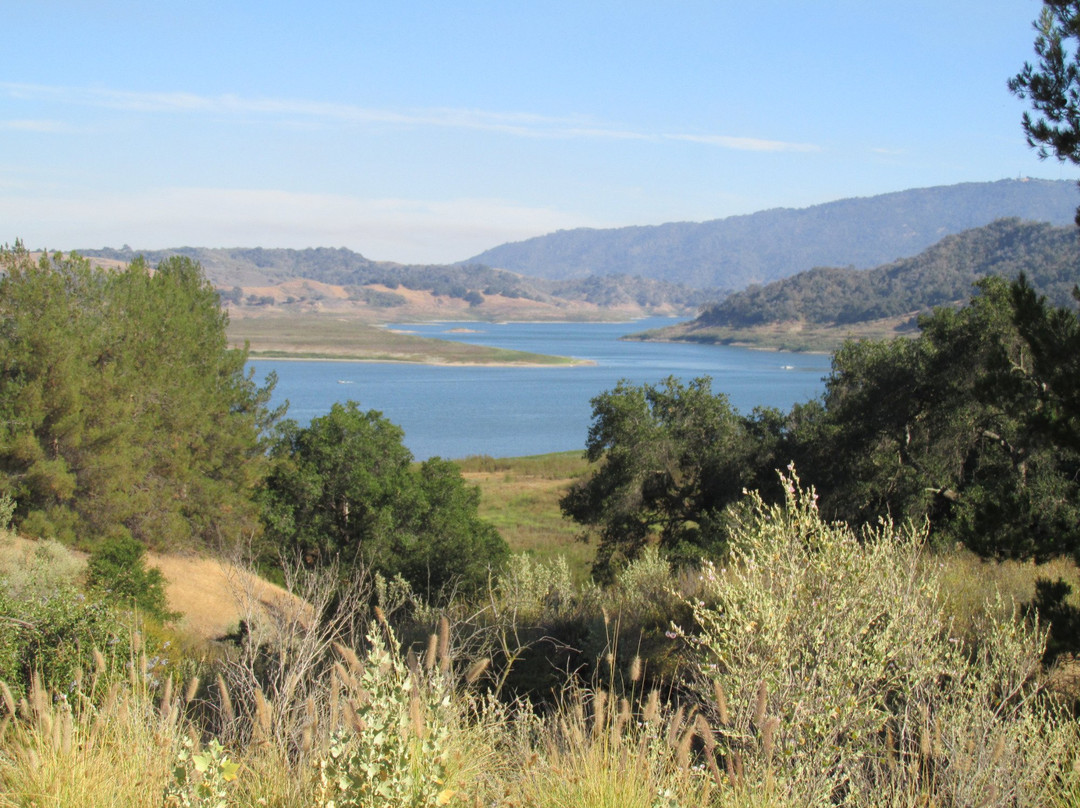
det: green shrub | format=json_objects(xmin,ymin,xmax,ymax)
[
  {"xmin": 0, "ymin": 534, "xmax": 84, "ymax": 599},
  {"xmin": 163, "ymin": 736, "xmax": 240, "ymax": 808},
  {"xmin": 0, "ymin": 494, "xmax": 14, "ymax": 532},
  {"xmin": 86, "ymin": 533, "xmax": 177, "ymax": 623},
  {"xmin": 496, "ymin": 553, "xmax": 580, "ymax": 622},
  {"xmin": 0, "ymin": 580, "xmax": 133, "ymax": 696}
]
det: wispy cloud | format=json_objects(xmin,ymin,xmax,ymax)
[
  {"xmin": 0, "ymin": 118, "xmax": 71, "ymax": 133},
  {"xmin": 665, "ymin": 133, "xmax": 820, "ymax": 153},
  {"xmin": 0, "ymin": 81, "xmax": 820, "ymax": 153}
]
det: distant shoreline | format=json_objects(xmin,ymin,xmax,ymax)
[{"xmin": 245, "ymin": 351, "xmax": 595, "ymax": 367}]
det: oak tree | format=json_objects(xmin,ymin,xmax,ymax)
[{"xmin": 261, "ymin": 401, "xmax": 507, "ymax": 598}]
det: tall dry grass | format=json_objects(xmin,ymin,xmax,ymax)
[
  {"xmin": 3, "ymin": 477, "xmax": 1080, "ymax": 807},
  {"xmin": 0, "ymin": 653, "xmax": 184, "ymax": 808}
]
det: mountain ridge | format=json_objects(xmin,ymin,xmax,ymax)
[
  {"xmin": 464, "ymin": 178, "xmax": 1079, "ymax": 291},
  {"xmin": 629, "ymin": 217, "xmax": 1080, "ymax": 351}
]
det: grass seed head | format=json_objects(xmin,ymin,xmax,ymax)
[
  {"xmin": 159, "ymin": 675, "xmax": 174, "ymax": 719},
  {"xmin": 409, "ymin": 685, "xmax": 424, "ymax": 738},
  {"xmin": 753, "ymin": 680, "xmax": 767, "ymax": 731},
  {"xmin": 676, "ymin": 725, "xmax": 695, "ymax": 769},
  {"xmin": 254, "ymin": 687, "xmax": 272, "ymax": 744},
  {"xmin": 183, "ymin": 675, "xmax": 200, "ymax": 707},
  {"xmin": 712, "ymin": 679, "xmax": 730, "ymax": 726},
  {"xmin": 0, "ymin": 680, "xmax": 15, "ymax": 717},
  {"xmin": 216, "ymin": 674, "xmax": 235, "ymax": 725},
  {"xmin": 695, "ymin": 713, "xmax": 717, "ymax": 750},
  {"xmin": 425, "ymin": 633, "xmax": 439, "ymax": 671},
  {"xmin": 762, "ymin": 716, "xmax": 780, "ymax": 764},
  {"xmin": 437, "ymin": 616, "xmax": 451, "ymax": 658},
  {"xmin": 465, "ymin": 657, "xmax": 490, "ymax": 685},
  {"xmin": 592, "ymin": 689, "xmax": 608, "ymax": 737},
  {"xmin": 643, "ymin": 689, "xmax": 660, "ymax": 724},
  {"xmin": 666, "ymin": 704, "xmax": 686, "ymax": 750},
  {"xmin": 333, "ymin": 641, "xmax": 363, "ymax": 676}
]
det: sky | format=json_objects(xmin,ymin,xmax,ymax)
[{"xmin": 3, "ymin": 0, "xmax": 1078, "ymax": 265}]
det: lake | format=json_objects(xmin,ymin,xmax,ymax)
[{"xmin": 249, "ymin": 317, "xmax": 831, "ymax": 460}]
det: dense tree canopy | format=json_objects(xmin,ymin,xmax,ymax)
[
  {"xmin": 808, "ymin": 277, "xmax": 1080, "ymax": 558},
  {"xmin": 0, "ymin": 245, "xmax": 279, "ymax": 549},
  {"xmin": 565, "ymin": 277, "xmax": 1080, "ymax": 573},
  {"xmin": 261, "ymin": 401, "xmax": 508, "ymax": 598},
  {"xmin": 560, "ymin": 377, "xmax": 782, "ymax": 578}
]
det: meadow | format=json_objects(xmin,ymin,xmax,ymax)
[{"xmin": 458, "ymin": 452, "xmax": 596, "ymax": 578}]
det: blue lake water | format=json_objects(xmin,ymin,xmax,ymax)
[{"xmin": 249, "ymin": 318, "xmax": 831, "ymax": 460}]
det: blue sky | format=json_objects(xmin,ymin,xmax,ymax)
[{"xmin": 3, "ymin": 1, "xmax": 1076, "ymax": 264}]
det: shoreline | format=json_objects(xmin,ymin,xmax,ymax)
[
  {"xmin": 245, "ymin": 351, "xmax": 596, "ymax": 367},
  {"xmin": 626, "ymin": 334, "xmax": 833, "ymax": 355}
]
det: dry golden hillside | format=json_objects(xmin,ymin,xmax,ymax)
[
  {"xmin": 146, "ymin": 552, "xmax": 312, "ymax": 643},
  {"xmin": 0, "ymin": 532, "xmax": 308, "ymax": 645}
]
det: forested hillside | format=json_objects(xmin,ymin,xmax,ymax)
[
  {"xmin": 694, "ymin": 218, "xmax": 1080, "ymax": 328},
  {"xmin": 466, "ymin": 178, "xmax": 1078, "ymax": 289}
]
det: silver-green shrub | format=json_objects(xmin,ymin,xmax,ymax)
[
  {"xmin": 315, "ymin": 620, "xmax": 459, "ymax": 808},
  {"xmin": 162, "ymin": 736, "xmax": 240, "ymax": 808},
  {"xmin": 613, "ymin": 545, "xmax": 682, "ymax": 619},
  {"xmin": 496, "ymin": 553, "xmax": 579, "ymax": 622},
  {"xmin": 680, "ymin": 469, "xmax": 1077, "ymax": 807}
]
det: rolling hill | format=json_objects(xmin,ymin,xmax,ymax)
[{"xmin": 77, "ymin": 246, "xmax": 711, "ymax": 321}]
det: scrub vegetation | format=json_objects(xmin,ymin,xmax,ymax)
[
  {"xmin": 4, "ymin": 6, "xmax": 1080, "ymax": 802},
  {"xmin": 2, "ymin": 482, "xmax": 1079, "ymax": 807},
  {"xmin": 2, "ymin": 242, "xmax": 1080, "ymax": 807}
]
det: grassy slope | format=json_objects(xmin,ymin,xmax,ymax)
[
  {"xmin": 146, "ymin": 553, "xmax": 310, "ymax": 641},
  {"xmin": 458, "ymin": 451, "xmax": 596, "ymax": 579},
  {"xmin": 0, "ymin": 532, "xmax": 305, "ymax": 644}
]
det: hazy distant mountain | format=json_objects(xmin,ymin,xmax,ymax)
[
  {"xmin": 464, "ymin": 178, "xmax": 1079, "ymax": 291},
  {"xmin": 79, "ymin": 245, "xmax": 384, "ymax": 287}
]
